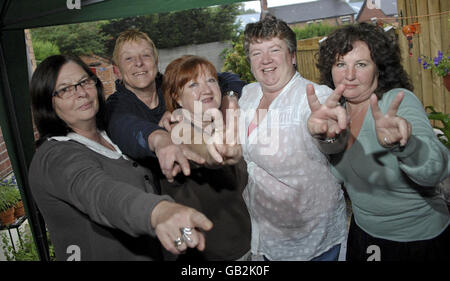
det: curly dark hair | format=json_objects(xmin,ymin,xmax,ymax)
[{"xmin": 317, "ymin": 23, "xmax": 412, "ymax": 99}]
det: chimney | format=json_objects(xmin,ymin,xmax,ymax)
[{"xmin": 260, "ymin": 0, "xmax": 268, "ymax": 20}]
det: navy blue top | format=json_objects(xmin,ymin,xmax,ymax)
[{"xmin": 105, "ymin": 72, "xmax": 245, "ymax": 161}]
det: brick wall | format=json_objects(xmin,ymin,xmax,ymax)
[
  {"xmin": 357, "ymin": 6, "xmax": 398, "ymax": 24},
  {"xmin": 0, "ymin": 128, "xmax": 13, "ymax": 179},
  {"xmin": 0, "ymin": 126, "xmax": 39, "ymax": 179},
  {"xmin": 289, "ymin": 15, "xmax": 355, "ymax": 29},
  {"xmin": 80, "ymin": 55, "xmax": 116, "ymax": 98},
  {"xmin": 95, "ymin": 66, "xmax": 116, "ymax": 98}
]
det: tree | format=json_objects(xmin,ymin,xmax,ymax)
[
  {"xmin": 101, "ymin": 4, "xmax": 240, "ymax": 57},
  {"xmin": 32, "ymin": 40, "xmax": 60, "ymax": 64},
  {"xmin": 293, "ymin": 23, "xmax": 338, "ymax": 40},
  {"xmin": 31, "ymin": 21, "xmax": 109, "ymax": 57},
  {"xmin": 221, "ymin": 34, "xmax": 255, "ymax": 84}
]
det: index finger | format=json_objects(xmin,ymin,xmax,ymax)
[
  {"xmin": 191, "ymin": 211, "xmax": 213, "ymax": 232},
  {"xmin": 207, "ymin": 143, "xmax": 224, "ymax": 163},
  {"xmin": 370, "ymin": 94, "xmax": 383, "ymax": 120},
  {"xmin": 224, "ymin": 108, "xmax": 239, "ymax": 145},
  {"xmin": 205, "ymin": 108, "xmax": 224, "ymax": 131},
  {"xmin": 176, "ymin": 153, "xmax": 191, "ymax": 177},
  {"xmin": 324, "ymin": 84, "xmax": 346, "ymax": 107},
  {"xmin": 170, "ymin": 164, "xmax": 182, "ymax": 180},
  {"xmin": 182, "ymin": 145, "xmax": 206, "ymax": 165},
  {"xmin": 306, "ymin": 84, "xmax": 321, "ymax": 112},
  {"xmin": 386, "ymin": 91, "xmax": 404, "ymax": 117},
  {"xmin": 162, "ymin": 118, "xmax": 172, "ymax": 132},
  {"xmin": 171, "ymin": 109, "xmax": 185, "ymax": 123}
]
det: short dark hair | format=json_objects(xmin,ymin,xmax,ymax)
[
  {"xmin": 243, "ymin": 15, "xmax": 297, "ymax": 58},
  {"xmin": 317, "ymin": 23, "xmax": 413, "ymax": 99},
  {"xmin": 30, "ymin": 55, "xmax": 106, "ymax": 145}
]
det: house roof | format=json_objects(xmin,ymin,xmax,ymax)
[
  {"xmin": 355, "ymin": 0, "xmax": 398, "ymax": 22},
  {"xmin": 348, "ymin": 1, "xmax": 365, "ymax": 14},
  {"xmin": 268, "ymin": 0, "xmax": 356, "ymax": 24},
  {"xmin": 379, "ymin": 0, "xmax": 398, "ymax": 16}
]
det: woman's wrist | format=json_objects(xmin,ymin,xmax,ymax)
[{"xmin": 313, "ymin": 129, "xmax": 349, "ymax": 155}]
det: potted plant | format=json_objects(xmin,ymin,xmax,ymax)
[
  {"xmin": 418, "ymin": 50, "xmax": 450, "ymax": 91},
  {"xmin": 426, "ymin": 106, "xmax": 450, "ymax": 149},
  {"xmin": 11, "ymin": 188, "xmax": 25, "ymax": 218},
  {"xmin": 0, "ymin": 186, "xmax": 18, "ymax": 226}
]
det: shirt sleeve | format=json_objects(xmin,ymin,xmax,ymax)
[
  {"xmin": 106, "ymin": 93, "xmax": 163, "ymax": 159},
  {"xmin": 31, "ymin": 141, "xmax": 173, "ymax": 237},
  {"xmin": 218, "ymin": 72, "xmax": 246, "ymax": 98},
  {"xmin": 386, "ymin": 89, "xmax": 449, "ymax": 186}
]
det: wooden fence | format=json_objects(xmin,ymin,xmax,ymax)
[
  {"xmin": 296, "ymin": 1, "xmax": 449, "ymax": 115},
  {"xmin": 397, "ymin": 0, "xmax": 449, "ymax": 114},
  {"xmin": 296, "ymin": 37, "xmax": 321, "ymax": 83}
]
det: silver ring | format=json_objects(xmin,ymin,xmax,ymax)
[
  {"xmin": 180, "ymin": 227, "xmax": 193, "ymax": 243},
  {"xmin": 383, "ymin": 136, "xmax": 391, "ymax": 145},
  {"xmin": 174, "ymin": 236, "xmax": 184, "ymax": 248}
]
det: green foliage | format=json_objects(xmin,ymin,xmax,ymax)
[
  {"xmin": 237, "ymin": 3, "xmax": 256, "ymax": 14},
  {"xmin": 30, "ymin": 5, "xmax": 240, "ymax": 60},
  {"xmin": 0, "ymin": 178, "xmax": 19, "ymax": 212},
  {"xmin": 31, "ymin": 21, "xmax": 109, "ymax": 57},
  {"xmin": 0, "ymin": 189, "xmax": 15, "ymax": 212},
  {"xmin": 426, "ymin": 106, "xmax": 450, "ymax": 148},
  {"xmin": 32, "ymin": 40, "xmax": 60, "ymax": 64},
  {"xmin": 101, "ymin": 4, "xmax": 240, "ymax": 57},
  {"xmin": 1, "ymin": 224, "xmax": 56, "ymax": 261},
  {"xmin": 221, "ymin": 34, "xmax": 255, "ymax": 84},
  {"xmin": 418, "ymin": 50, "xmax": 449, "ymax": 77},
  {"xmin": 293, "ymin": 23, "xmax": 338, "ymax": 40},
  {"xmin": 241, "ymin": 8, "xmax": 258, "ymax": 14}
]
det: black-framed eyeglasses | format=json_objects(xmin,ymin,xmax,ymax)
[{"xmin": 52, "ymin": 77, "xmax": 98, "ymax": 99}]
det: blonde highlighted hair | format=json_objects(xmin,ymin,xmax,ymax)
[{"xmin": 112, "ymin": 30, "xmax": 158, "ymax": 65}]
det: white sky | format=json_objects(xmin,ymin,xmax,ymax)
[{"xmin": 243, "ymin": 0, "xmax": 317, "ymax": 12}]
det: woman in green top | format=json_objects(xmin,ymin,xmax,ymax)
[{"xmin": 306, "ymin": 23, "xmax": 449, "ymax": 261}]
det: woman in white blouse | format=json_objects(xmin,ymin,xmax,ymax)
[{"xmin": 239, "ymin": 15, "xmax": 347, "ymax": 261}]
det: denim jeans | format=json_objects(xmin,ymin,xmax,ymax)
[
  {"xmin": 262, "ymin": 244, "xmax": 341, "ymax": 261},
  {"xmin": 311, "ymin": 244, "xmax": 341, "ymax": 261}
]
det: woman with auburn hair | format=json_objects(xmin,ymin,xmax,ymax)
[
  {"xmin": 106, "ymin": 30, "xmax": 245, "ymax": 183},
  {"xmin": 160, "ymin": 55, "xmax": 251, "ymax": 261}
]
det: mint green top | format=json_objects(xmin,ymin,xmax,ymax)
[{"xmin": 331, "ymin": 88, "xmax": 450, "ymax": 242}]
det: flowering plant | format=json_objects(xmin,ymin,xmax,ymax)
[
  {"xmin": 426, "ymin": 106, "xmax": 450, "ymax": 148},
  {"xmin": 0, "ymin": 176, "xmax": 20, "ymax": 212},
  {"xmin": 418, "ymin": 50, "xmax": 449, "ymax": 77}
]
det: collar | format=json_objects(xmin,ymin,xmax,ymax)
[
  {"xmin": 114, "ymin": 79, "xmax": 166, "ymax": 110},
  {"xmin": 50, "ymin": 131, "xmax": 127, "ymax": 160}
]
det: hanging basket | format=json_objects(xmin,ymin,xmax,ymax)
[
  {"xmin": 444, "ymin": 74, "xmax": 450, "ymax": 92},
  {"xmin": 0, "ymin": 207, "xmax": 16, "ymax": 226},
  {"xmin": 14, "ymin": 201, "xmax": 25, "ymax": 218}
]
